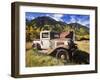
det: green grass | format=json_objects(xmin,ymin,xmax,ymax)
[
  {"xmin": 26, "ymin": 49, "xmax": 64, "ymax": 67},
  {"xmin": 75, "ymin": 40, "xmax": 89, "ymax": 53}
]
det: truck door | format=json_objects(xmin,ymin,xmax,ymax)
[{"xmin": 40, "ymin": 32, "xmax": 50, "ymax": 49}]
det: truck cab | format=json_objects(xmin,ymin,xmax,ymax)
[
  {"xmin": 33, "ymin": 30, "xmax": 60, "ymax": 49},
  {"xmin": 40, "ymin": 30, "xmax": 60, "ymax": 49}
]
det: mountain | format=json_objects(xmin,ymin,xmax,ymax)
[
  {"xmin": 27, "ymin": 16, "xmax": 88, "ymax": 29},
  {"xmin": 26, "ymin": 16, "xmax": 89, "ymax": 41},
  {"xmin": 26, "ymin": 16, "xmax": 66, "ymax": 31},
  {"xmin": 67, "ymin": 23, "xmax": 89, "ymax": 34},
  {"xmin": 67, "ymin": 23, "xmax": 89, "ymax": 31}
]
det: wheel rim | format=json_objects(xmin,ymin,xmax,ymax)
[{"xmin": 60, "ymin": 54, "xmax": 66, "ymax": 60}]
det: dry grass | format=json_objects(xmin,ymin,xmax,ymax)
[
  {"xmin": 26, "ymin": 42, "xmax": 32, "ymax": 50},
  {"xmin": 75, "ymin": 40, "xmax": 89, "ymax": 53},
  {"xmin": 26, "ymin": 49, "xmax": 64, "ymax": 67}
]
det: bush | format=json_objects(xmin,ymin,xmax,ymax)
[
  {"xmin": 75, "ymin": 35, "xmax": 89, "ymax": 41},
  {"xmin": 26, "ymin": 42, "xmax": 32, "ymax": 50}
]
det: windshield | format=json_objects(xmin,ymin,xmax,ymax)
[{"xmin": 42, "ymin": 33, "xmax": 49, "ymax": 38}]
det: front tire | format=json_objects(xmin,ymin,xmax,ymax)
[{"xmin": 56, "ymin": 49, "xmax": 69, "ymax": 61}]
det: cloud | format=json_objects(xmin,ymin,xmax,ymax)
[
  {"xmin": 69, "ymin": 16, "xmax": 78, "ymax": 23},
  {"xmin": 52, "ymin": 14, "xmax": 64, "ymax": 21},
  {"xmin": 67, "ymin": 15, "xmax": 90, "ymax": 27},
  {"xmin": 77, "ymin": 16, "xmax": 90, "ymax": 27},
  {"xmin": 78, "ymin": 19, "xmax": 89, "ymax": 27},
  {"xmin": 46, "ymin": 14, "xmax": 64, "ymax": 21},
  {"xmin": 26, "ymin": 15, "xmax": 35, "ymax": 20}
]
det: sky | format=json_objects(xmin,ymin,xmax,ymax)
[{"xmin": 26, "ymin": 12, "xmax": 90, "ymax": 27}]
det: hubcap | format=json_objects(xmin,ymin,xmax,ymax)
[{"xmin": 60, "ymin": 54, "xmax": 66, "ymax": 60}]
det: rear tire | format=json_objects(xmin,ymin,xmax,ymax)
[
  {"xmin": 36, "ymin": 43, "xmax": 41, "ymax": 50},
  {"xmin": 33, "ymin": 43, "xmax": 41, "ymax": 50}
]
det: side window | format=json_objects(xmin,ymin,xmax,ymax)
[{"xmin": 54, "ymin": 34, "xmax": 59, "ymax": 38}]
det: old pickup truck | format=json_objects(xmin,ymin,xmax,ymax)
[{"xmin": 32, "ymin": 30, "xmax": 77, "ymax": 62}]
